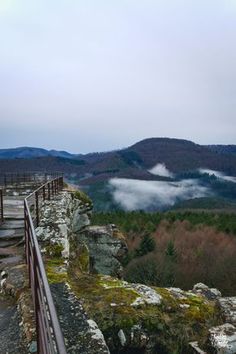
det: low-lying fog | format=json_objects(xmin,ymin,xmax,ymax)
[
  {"xmin": 107, "ymin": 164, "xmax": 236, "ymax": 211},
  {"xmin": 109, "ymin": 178, "xmax": 209, "ymax": 210},
  {"xmin": 199, "ymin": 169, "xmax": 236, "ymax": 183},
  {"xmin": 148, "ymin": 163, "xmax": 173, "ymax": 178}
]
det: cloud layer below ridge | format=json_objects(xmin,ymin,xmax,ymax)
[
  {"xmin": 109, "ymin": 178, "xmax": 210, "ymax": 210},
  {"xmin": 148, "ymin": 163, "xmax": 173, "ymax": 178}
]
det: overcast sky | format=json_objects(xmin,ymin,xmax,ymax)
[{"xmin": 0, "ymin": 0, "xmax": 235, "ymax": 153}]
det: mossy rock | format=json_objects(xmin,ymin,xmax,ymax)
[
  {"xmin": 45, "ymin": 243, "xmax": 64, "ymax": 257},
  {"xmin": 45, "ymin": 257, "xmax": 68, "ymax": 284},
  {"xmin": 77, "ymin": 243, "xmax": 90, "ymax": 273},
  {"xmin": 43, "ymin": 253, "xmax": 222, "ymax": 353},
  {"xmin": 72, "ymin": 190, "xmax": 92, "ymax": 206},
  {"xmin": 68, "ymin": 274, "xmax": 222, "ymax": 353}
]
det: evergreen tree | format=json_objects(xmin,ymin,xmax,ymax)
[
  {"xmin": 165, "ymin": 239, "xmax": 177, "ymax": 260},
  {"xmin": 135, "ymin": 234, "xmax": 155, "ymax": 257}
]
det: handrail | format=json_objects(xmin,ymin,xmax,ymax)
[
  {"xmin": 0, "ymin": 172, "xmax": 63, "ymax": 188},
  {"xmin": 24, "ymin": 176, "xmax": 67, "ymax": 354},
  {"xmin": 0, "ymin": 189, "xmax": 3, "ymax": 224}
]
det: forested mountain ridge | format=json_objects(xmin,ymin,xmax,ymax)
[
  {"xmin": 0, "ymin": 146, "xmax": 76, "ymax": 159},
  {"xmin": 1, "ymin": 138, "xmax": 236, "ymax": 175},
  {"xmin": 206, "ymin": 144, "xmax": 236, "ymax": 155},
  {"xmin": 1, "ymin": 138, "xmax": 236, "ymax": 212}
]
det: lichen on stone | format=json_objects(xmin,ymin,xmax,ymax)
[{"xmin": 45, "ymin": 257, "xmax": 68, "ymax": 284}]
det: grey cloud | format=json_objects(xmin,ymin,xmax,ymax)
[{"xmin": 0, "ymin": 1, "xmax": 236, "ymax": 151}]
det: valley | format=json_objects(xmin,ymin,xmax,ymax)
[{"xmin": 1, "ymin": 138, "xmax": 236, "ymax": 212}]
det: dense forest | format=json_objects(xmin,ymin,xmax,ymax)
[{"xmin": 91, "ymin": 211, "xmax": 236, "ymax": 295}]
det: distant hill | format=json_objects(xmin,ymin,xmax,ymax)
[
  {"xmin": 0, "ymin": 147, "xmax": 77, "ymax": 159},
  {"xmin": 1, "ymin": 138, "xmax": 236, "ymax": 178},
  {"xmin": 1, "ymin": 138, "xmax": 236, "ymax": 211},
  {"xmin": 0, "ymin": 156, "xmax": 87, "ymax": 175},
  {"xmin": 125, "ymin": 138, "xmax": 236, "ymax": 173},
  {"xmin": 205, "ymin": 145, "xmax": 236, "ymax": 155}
]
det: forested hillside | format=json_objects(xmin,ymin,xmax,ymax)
[
  {"xmin": 1, "ymin": 138, "xmax": 236, "ymax": 212},
  {"xmin": 92, "ymin": 210, "xmax": 236, "ymax": 295}
]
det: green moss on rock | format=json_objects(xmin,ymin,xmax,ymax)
[
  {"xmin": 45, "ymin": 257, "xmax": 68, "ymax": 284},
  {"xmin": 67, "ymin": 273, "xmax": 222, "ymax": 353},
  {"xmin": 72, "ymin": 190, "xmax": 92, "ymax": 206},
  {"xmin": 77, "ymin": 243, "xmax": 90, "ymax": 273},
  {"xmin": 45, "ymin": 243, "xmax": 64, "ymax": 257}
]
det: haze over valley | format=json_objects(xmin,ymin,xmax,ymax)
[{"xmin": 1, "ymin": 137, "xmax": 236, "ymax": 212}]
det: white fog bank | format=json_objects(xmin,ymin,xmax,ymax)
[
  {"xmin": 148, "ymin": 163, "xmax": 173, "ymax": 178},
  {"xmin": 109, "ymin": 178, "xmax": 209, "ymax": 210},
  {"xmin": 199, "ymin": 169, "xmax": 236, "ymax": 183}
]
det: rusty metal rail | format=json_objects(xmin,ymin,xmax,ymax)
[
  {"xmin": 24, "ymin": 175, "xmax": 67, "ymax": 354},
  {"xmin": 0, "ymin": 189, "xmax": 3, "ymax": 224},
  {"xmin": 0, "ymin": 171, "xmax": 62, "ymax": 188}
]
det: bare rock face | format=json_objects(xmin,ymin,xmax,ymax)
[
  {"xmin": 36, "ymin": 192, "xmax": 73, "ymax": 258},
  {"xmin": 76, "ymin": 225, "xmax": 128, "ymax": 277},
  {"xmin": 36, "ymin": 190, "xmax": 127, "ymax": 278},
  {"xmin": 208, "ymin": 324, "xmax": 236, "ymax": 354},
  {"xmin": 36, "ymin": 191, "xmax": 93, "ymax": 258},
  {"xmin": 218, "ymin": 297, "xmax": 236, "ymax": 325},
  {"xmin": 72, "ymin": 201, "xmax": 91, "ymax": 233},
  {"xmin": 193, "ymin": 283, "xmax": 222, "ymax": 300}
]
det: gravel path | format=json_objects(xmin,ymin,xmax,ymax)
[
  {"xmin": 0, "ymin": 298, "xmax": 26, "ymax": 354},
  {"xmin": 51, "ymin": 283, "xmax": 110, "ymax": 354}
]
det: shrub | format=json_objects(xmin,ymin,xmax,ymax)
[
  {"xmin": 124, "ymin": 255, "xmax": 159, "ymax": 285},
  {"xmin": 73, "ymin": 190, "xmax": 92, "ymax": 206}
]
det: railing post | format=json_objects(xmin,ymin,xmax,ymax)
[
  {"xmin": 33, "ymin": 248, "xmax": 40, "ymax": 353},
  {"xmin": 35, "ymin": 191, "xmax": 39, "ymax": 227},
  {"xmin": 51, "ymin": 181, "xmax": 54, "ymax": 197},
  {"xmin": 59, "ymin": 176, "xmax": 63, "ymax": 190},
  {"xmin": 0, "ymin": 189, "xmax": 3, "ymax": 224},
  {"xmin": 24, "ymin": 201, "xmax": 27, "ymax": 262},
  {"xmin": 42, "ymin": 186, "xmax": 46, "ymax": 201},
  {"xmin": 24, "ymin": 202, "xmax": 31, "ymax": 288},
  {"xmin": 48, "ymin": 183, "xmax": 51, "ymax": 201}
]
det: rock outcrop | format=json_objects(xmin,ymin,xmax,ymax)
[
  {"xmin": 37, "ymin": 190, "xmax": 127, "ymax": 277},
  {"xmin": 193, "ymin": 283, "xmax": 222, "ymax": 300},
  {"xmin": 35, "ymin": 188, "xmax": 236, "ymax": 354},
  {"xmin": 208, "ymin": 323, "xmax": 236, "ymax": 354},
  {"xmin": 77, "ymin": 225, "xmax": 127, "ymax": 277}
]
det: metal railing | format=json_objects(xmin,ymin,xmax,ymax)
[
  {"xmin": 0, "ymin": 172, "xmax": 62, "ymax": 188},
  {"xmin": 0, "ymin": 189, "xmax": 3, "ymax": 224},
  {"xmin": 24, "ymin": 176, "xmax": 67, "ymax": 354}
]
